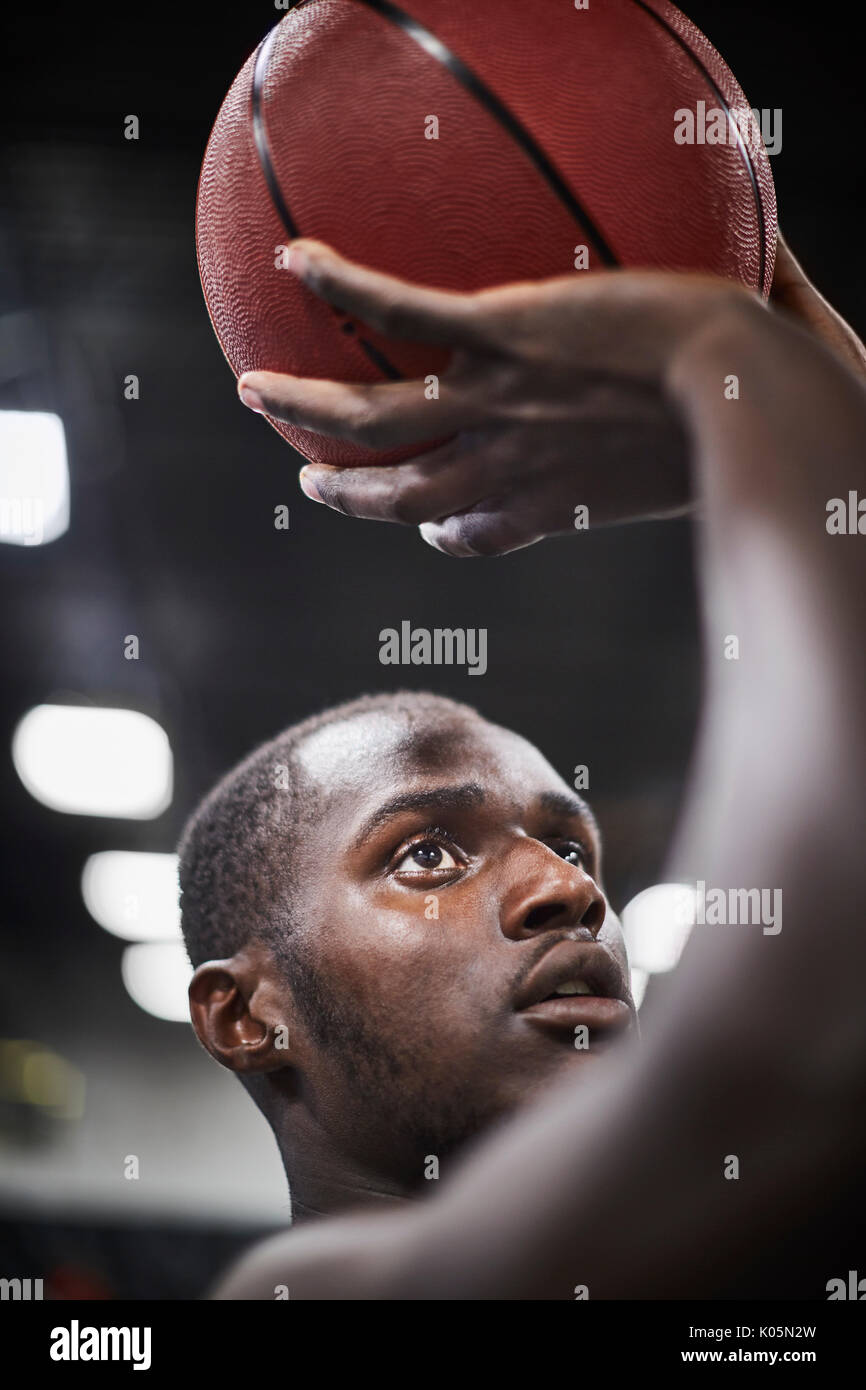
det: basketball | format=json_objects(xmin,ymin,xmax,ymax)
[{"xmin": 196, "ymin": 0, "xmax": 777, "ymax": 466}]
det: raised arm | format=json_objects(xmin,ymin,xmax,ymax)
[
  {"xmin": 394, "ymin": 295, "xmax": 866, "ymax": 1299},
  {"xmin": 220, "ymin": 256, "xmax": 866, "ymax": 1299}
]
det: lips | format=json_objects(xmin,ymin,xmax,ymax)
[{"xmin": 514, "ymin": 938, "xmax": 634, "ymax": 1038}]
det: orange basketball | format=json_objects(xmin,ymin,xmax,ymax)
[{"xmin": 196, "ymin": 0, "xmax": 776, "ymax": 465}]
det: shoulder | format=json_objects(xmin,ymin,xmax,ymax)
[{"xmin": 211, "ymin": 1211, "xmax": 417, "ymax": 1300}]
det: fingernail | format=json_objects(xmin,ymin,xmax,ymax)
[
  {"xmin": 299, "ymin": 468, "xmax": 322, "ymax": 502},
  {"xmin": 419, "ymin": 523, "xmax": 446, "ymax": 552},
  {"xmin": 239, "ymin": 386, "xmax": 264, "ymax": 413}
]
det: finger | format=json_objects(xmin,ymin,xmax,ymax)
[
  {"xmin": 770, "ymin": 229, "xmax": 807, "ymax": 297},
  {"xmin": 298, "ymin": 437, "xmax": 493, "ymax": 525},
  {"xmin": 238, "ymin": 372, "xmax": 482, "ymax": 448},
  {"xmin": 418, "ymin": 489, "xmax": 552, "ymax": 558},
  {"xmin": 282, "ymin": 238, "xmax": 503, "ymax": 352}
]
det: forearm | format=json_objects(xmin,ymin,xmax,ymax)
[
  {"xmin": 671, "ymin": 290, "xmax": 866, "ymax": 580},
  {"xmin": 665, "ymin": 292, "xmax": 866, "ymax": 887},
  {"xmin": 396, "ymin": 302, "xmax": 866, "ymax": 1298}
]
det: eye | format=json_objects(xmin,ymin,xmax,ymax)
[
  {"xmin": 553, "ymin": 840, "xmax": 587, "ymax": 868},
  {"xmin": 391, "ymin": 827, "xmax": 465, "ymax": 877},
  {"xmin": 394, "ymin": 838, "xmax": 460, "ymax": 873}
]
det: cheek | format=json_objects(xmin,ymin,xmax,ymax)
[{"xmin": 310, "ymin": 879, "xmax": 496, "ymax": 1023}]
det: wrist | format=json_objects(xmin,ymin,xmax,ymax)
[{"xmin": 665, "ymin": 284, "xmax": 767, "ymax": 409}]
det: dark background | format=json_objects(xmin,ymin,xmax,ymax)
[{"xmin": 1, "ymin": 1, "xmax": 862, "ymax": 1298}]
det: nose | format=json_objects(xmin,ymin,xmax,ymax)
[{"xmin": 499, "ymin": 840, "xmax": 606, "ymax": 942}]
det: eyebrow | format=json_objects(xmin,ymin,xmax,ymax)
[
  {"xmin": 351, "ymin": 782, "xmax": 487, "ymax": 849},
  {"xmin": 537, "ymin": 789, "xmax": 597, "ymax": 832},
  {"xmin": 351, "ymin": 782, "xmax": 598, "ymax": 851}
]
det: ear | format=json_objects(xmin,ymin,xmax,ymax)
[{"xmin": 188, "ymin": 941, "xmax": 296, "ymax": 1076}]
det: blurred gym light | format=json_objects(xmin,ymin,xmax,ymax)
[
  {"xmin": 0, "ymin": 1039, "xmax": 86, "ymax": 1121},
  {"xmin": 0, "ymin": 410, "xmax": 69, "ymax": 545},
  {"xmin": 12, "ymin": 704, "xmax": 173, "ymax": 818},
  {"xmin": 629, "ymin": 967, "xmax": 650, "ymax": 1011},
  {"xmin": 121, "ymin": 942, "xmax": 193, "ymax": 1023},
  {"xmin": 621, "ymin": 882, "xmax": 696, "ymax": 991},
  {"xmin": 82, "ymin": 851, "xmax": 181, "ymax": 941}
]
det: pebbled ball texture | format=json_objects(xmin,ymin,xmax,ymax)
[{"xmin": 196, "ymin": 0, "xmax": 777, "ymax": 466}]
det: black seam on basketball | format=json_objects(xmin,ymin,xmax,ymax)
[
  {"xmin": 357, "ymin": 337, "xmax": 404, "ymax": 380},
  {"xmin": 252, "ymin": 29, "xmax": 299, "ymax": 240},
  {"xmin": 250, "ymin": 3, "xmax": 625, "ymax": 388},
  {"xmin": 251, "ymin": 26, "xmax": 404, "ymax": 382},
  {"xmin": 352, "ymin": 0, "xmax": 620, "ymax": 270},
  {"xmin": 629, "ymin": 0, "xmax": 768, "ymax": 293}
]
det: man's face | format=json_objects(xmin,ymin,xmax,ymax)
[{"xmin": 280, "ymin": 707, "xmax": 636, "ymax": 1183}]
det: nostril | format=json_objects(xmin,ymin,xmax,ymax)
[
  {"xmin": 524, "ymin": 902, "xmax": 569, "ymax": 932},
  {"xmin": 581, "ymin": 899, "xmax": 605, "ymax": 933}
]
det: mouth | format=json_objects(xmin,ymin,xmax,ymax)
[{"xmin": 514, "ymin": 941, "xmax": 634, "ymax": 1041}]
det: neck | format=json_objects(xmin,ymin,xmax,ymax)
[
  {"xmin": 276, "ymin": 1108, "xmax": 419, "ymax": 1223},
  {"xmin": 285, "ymin": 1159, "xmax": 416, "ymax": 1225}
]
